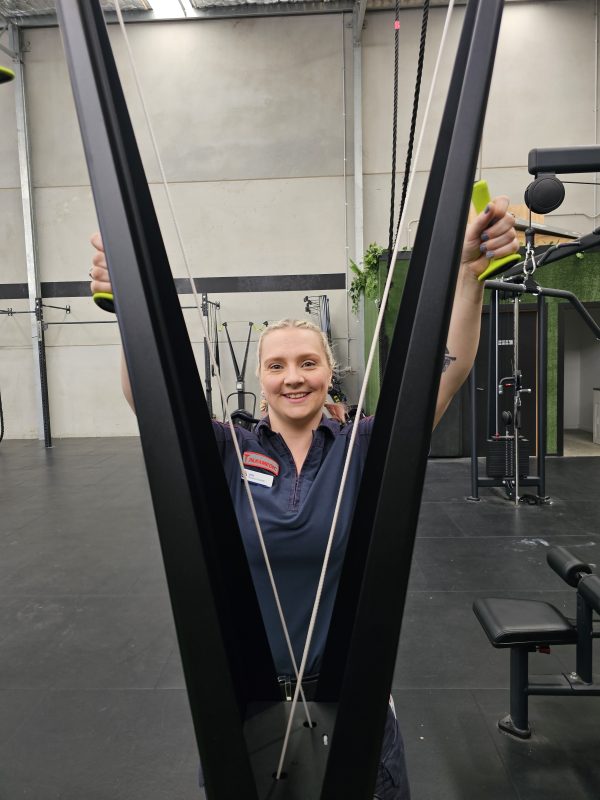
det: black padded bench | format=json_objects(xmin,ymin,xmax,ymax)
[
  {"xmin": 473, "ymin": 596, "xmax": 577, "ymax": 736},
  {"xmin": 473, "ymin": 547, "xmax": 600, "ymax": 738}
]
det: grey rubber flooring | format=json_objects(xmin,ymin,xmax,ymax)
[{"xmin": 0, "ymin": 437, "xmax": 599, "ymax": 799}]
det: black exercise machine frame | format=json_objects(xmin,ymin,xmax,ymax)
[
  {"xmin": 469, "ymin": 267, "xmax": 600, "ymax": 503},
  {"xmin": 55, "ymin": 0, "xmax": 505, "ymax": 797}
]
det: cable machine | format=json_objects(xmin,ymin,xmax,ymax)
[
  {"xmin": 469, "ymin": 159, "xmax": 600, "ymax": 504},
  {"xmin": 56, "ymin": 0, "xmax": 506, "ymax": 795}
]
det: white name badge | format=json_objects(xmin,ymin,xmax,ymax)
[{"xmin": 243, "ymin": 468, "xmax": 274, "ymax": 488}]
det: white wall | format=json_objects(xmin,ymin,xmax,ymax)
[
  {"xmin": 1, "ymin": 1, "xmax": 600, "ymax": 437},
  {"xmin": 579, "ymin": 310, "xmax": 600, "ymax": 431},
  {"xmin": 563, "ymin": 306, "xmax": 600, "ymax": 432},
  {"xmin": 563, "ymin": 347, "xmax": 582, "ymax": 429}
]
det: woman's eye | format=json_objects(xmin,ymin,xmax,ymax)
[{"xmin": 303, "ymin": 361, "xmax": 317, "ymax": 368}]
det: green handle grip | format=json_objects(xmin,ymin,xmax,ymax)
[
  {"xmin": 0, "ymin": 66, "xmax": 15, "ymax": 85},
  {"xmin": 472, "ymin": 180, "xmax": 521, "ymax": 282},
  {"xmin": 93, "ymin": 292, "xmax": 116, "ymax": 314}
]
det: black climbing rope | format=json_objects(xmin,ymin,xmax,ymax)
[
  {"xmin": 381, "ymin": 0, "xmax": 431, "ymax": 377},
  {"xmin": 395, "ymin": 0, "xmax": 430, "ymax": 245}
]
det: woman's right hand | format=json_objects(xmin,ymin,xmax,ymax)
[{"xmin": 90, "ymin": 232, "xmax": 113, "ymax": 296}]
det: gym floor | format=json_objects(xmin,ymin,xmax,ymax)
[{"xmin": 0, "ymin": 438, "xmax": 598, "ymax": 799}]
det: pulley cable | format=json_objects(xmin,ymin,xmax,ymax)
[
  {"xmin": 386, "ymin": 0, "xmax": 402, "ymax": 270},
  {"xmin": 113, "ymin": 2, "xmax": 313, "ymax": 726},
  {"xmin": 276, "ymin": 0, "xmax": 456, "ymax": 776},
  {"xmin": 395, "ymin": 0, "xmax": 430, "ymax": 245},
  {"xmin": 382, "ymin": 1, "xmax": 430, "ymax": 376}
]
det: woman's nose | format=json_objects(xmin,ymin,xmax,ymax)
[{"xmin": 284, "ymin": 366, "xmax": 304, "ymax": 385}]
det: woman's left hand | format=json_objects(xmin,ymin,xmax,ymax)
[{"xmin": 461, "ymin": 195, "xmax": 519, "ymax": 280}]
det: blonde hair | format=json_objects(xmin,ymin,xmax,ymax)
[{"xmin": 257, "ymin": 318, "xmax": 336, "ymax": 415}]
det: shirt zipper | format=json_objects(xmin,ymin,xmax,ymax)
[{"xmin": 276, "ymin": 431, "xmax": 317, "ymax": 512}]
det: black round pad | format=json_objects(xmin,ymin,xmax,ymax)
[
  {"xmin": 547, "ymin": 545, "xmax": 592, "ymax": 587},
  {"xmin": 0, "ymin": 66, "xmax": 15, "ymax": 85},
  {"xmin": 524, "ymin": 175, "xmax": 565, "ymax": 215}
]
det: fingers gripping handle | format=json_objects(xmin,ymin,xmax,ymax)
[{"xmin": 472, "ymin": 180, "xmax": 521, "ymax": 282}]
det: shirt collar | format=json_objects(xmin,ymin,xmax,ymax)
[{"xmin": 255, "ymin": 415, "xmax": 339, "ymax": 439}]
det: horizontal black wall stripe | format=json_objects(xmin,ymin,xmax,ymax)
[
  {"xmin": 0, "ymin": 273, "xmax": 346, "ymax": 301},
  {"xmin": 0, "ymin": 283, "xmax": 29, "ymax": 300}
]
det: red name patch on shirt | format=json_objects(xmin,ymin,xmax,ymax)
[{"xmin": 243, "ymin": 451, "xmax": 280, "ymax": 477}]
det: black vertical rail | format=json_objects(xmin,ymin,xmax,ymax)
[
  {"xmin": 55, "ymin": 3, "xmax": 276, "ymax": 797},
  {"xmin": 36, "ymin": 298, "xmax": 52, "ymax": 447},
  {"xmin": 321, "ymin": 2, "xmax": 506, "ymax": 797},
  {"xmin": 202, "ymin": 293, "xmax": 214, "ymax": 418},
  {"xmin": 319, "ymin": 0, "xmax": 482, "ymax": 700},
  {"xmin": 487, "ymin": 288, "xmax": 498, "ymax": 437},
  {"xmin": 537, "ymin": 293, "xmax": 547, "ymax": 497},
  {"xmin": 576, "ymin": 593, "xmax": 593, "ymax": 684},
  {"xmin": 468, "ymin": 368, "xmax": 479, "ymax": 500}
]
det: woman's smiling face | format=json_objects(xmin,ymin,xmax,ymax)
[{"xmin": 259, "ymin": 328, "xmax": 332, "ymax": 430}]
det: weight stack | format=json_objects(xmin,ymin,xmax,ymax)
[{"xmin": 486, "ymin": 436, "xmax": 530, "ymax": 479}]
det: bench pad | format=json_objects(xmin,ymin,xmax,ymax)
[{"xmin": 473, "ymin": 597, "xmax": 576, "ymax": 647}]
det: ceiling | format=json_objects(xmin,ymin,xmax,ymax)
[
  {"xmin": 0, "ymin": 0, "xmax": 478, "ymax": 23},
  {"xmin": 0, "ymin": 0, "xmax": 555, "ymax": 25}
]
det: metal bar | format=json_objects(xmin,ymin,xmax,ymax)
[
  {"xmin": 201, "ymin": 293, "xmax": 214, "ymax": 417},
  {"xmin": 321, "ymin": 0, "xmax": 483, "ymax": 693},
  {"xmin": 513, "ymin": 217, "xmax": 580, "ymax": 240},
  {"xmin": 320, "ymin": 0, "xmax": 482, "ymax": 699},
  {"xmin": 352, "ymin": 0, "xmax": 368, "ymax": 44},
  {"xmin": 576, "ymin": 593, "xmax": 593, "ymax": 684},
  {"xmin": 540, "ymin": 287, "xmax": 600, "ymax": 340},
  {"xmin": 477, "ymin": 477, "xmax": 541, "ymax": 488},
  {"xmin": 502, "ymin": 229, "xmax": 600, "ymax": 280},
  {"xmin": 352, "ymin": 31, "xmax": 365, "ymax": 377},
  {"xmin": 513, "ymin": 296, "xmax": 519, "ymax": 505},
  {"xmin": 485, "ymin": 281, "xmax": 600, "ymax": 340},
  {"xmin": 10, "ymin": 24, "xmax": 50, "ymax": 445},
  {"xmin": 509, "ymin": 647, "xmax": 529, "ymax": 733},
  {"xmin": 468, "ymin": 368, "xmax": 479, "ymax": 500},
  {"xmin": 487, "ymin": 289, "xmax": 498, "ymax": 438},
  {"xmin": 537, "ymin": 293, "xmax": 547, "ymax": 497},
  {"xmin": 55, "ymin": 4, "xmax": 276, "ymax": 796},
  {"xmin": 529, "ymin": 146, "xmax": 600, "ymax": 176},
  {"xmin": 321, "ymin": 3, "xmax": 505, "ymax": 796},
  {"xmin": 35, "ymin": 298, "xmax": 52, "ymax": 447}
]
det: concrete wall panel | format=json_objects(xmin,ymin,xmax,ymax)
[
  {"xmin": 0, "ymin": 345, "xmax": 38, "ymax": 439},
  {"xmin": 0, "ymin": 60, "xmax": 20, "ymax": 189},
  {"xmin": 46, "ymin": 345, "xmax": 138, "ymax": 438},
  {"xmin": 3, "ymin": 2, "xmax": 600, "ymax": 438},
  {"xmin": 0, "ymin": 189, "xmax": 27, "ymax": 283}
]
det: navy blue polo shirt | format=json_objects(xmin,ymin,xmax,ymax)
[{"xmin": 213, "ymin": 415, "xmax": 374, "ymax": 677}]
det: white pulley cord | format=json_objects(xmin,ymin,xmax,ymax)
[
  {"xmin": 113, "ymin": 2, "xmax": 313, "ymax": 726},
  {"xmin": 275, "ymin": 0, "xmax": 457, "ymax": 777}
]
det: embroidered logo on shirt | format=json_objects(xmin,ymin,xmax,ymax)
[{"xmin": 243, "ymin": 451, "xmax": 280, "ymax": 477}]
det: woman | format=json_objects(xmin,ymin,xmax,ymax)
[{"xmin": 90, "ymin": 196, "xmax": 519, "ymax": 798}]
